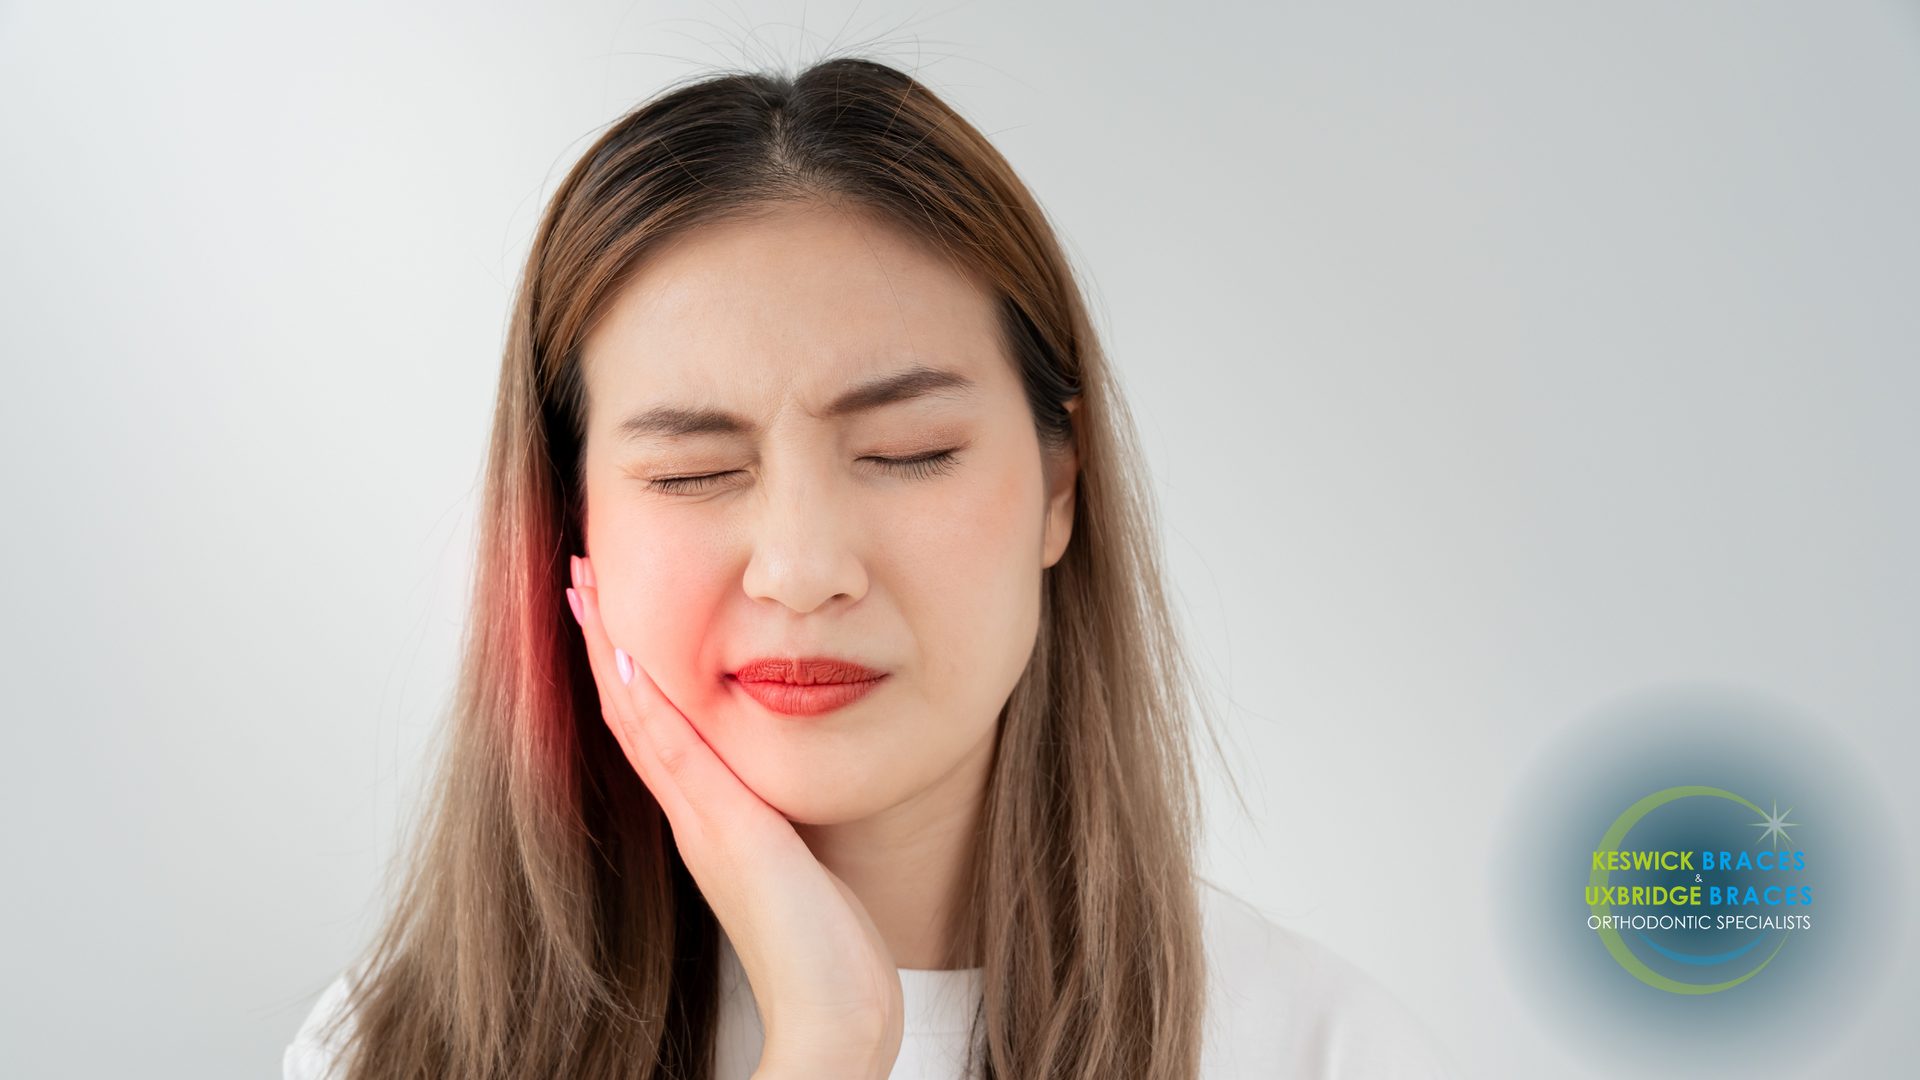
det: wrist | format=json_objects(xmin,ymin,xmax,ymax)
[{"xmin": 753, "ymin": 1013, "xmax": 900, "ymax": 1080}]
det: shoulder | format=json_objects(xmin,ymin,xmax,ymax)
[
  {"xmin": 283, "ymin": 973, "xmax": 355, "ymax": 1080},
  {"xmin": 1199, "ymin": 884, "xmax": 1456, "ymax": 1080}
]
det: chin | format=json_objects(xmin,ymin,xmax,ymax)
[
  {"xmin": 746, "ymin": 773, "xmax": 893, "ymax": 826},
  {"xmin": 708, "ymin": 734, "xmax": 912, "ymax": 826}
]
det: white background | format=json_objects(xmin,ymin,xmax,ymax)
[{"xmin": 2, "ymin": 2, "xmax": 1915, "ymax": 1077}]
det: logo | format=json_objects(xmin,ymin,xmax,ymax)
[
  {"xmin": 1496, "ymin": 691, "xmax": 1901, "ymax": 1078},
  {"xmin": 1583, "ymin": 787, "xmax": 1810, "ymax": 994}
]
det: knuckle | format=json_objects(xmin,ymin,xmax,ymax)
[{"xmin": 652, "ymin": 738, "xmax": 693, "ymax": 780}]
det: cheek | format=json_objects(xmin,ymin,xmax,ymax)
[
  {"xmin": 882, "ymin": 446, "xmax": 1048, "ymax": 693},
  {"xmin": 587, "ymin": 498, "xmax": 741, "ymax": 709}
]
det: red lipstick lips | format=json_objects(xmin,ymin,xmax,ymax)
[{"xmin": 730, "ymin": 657, "xmax": 887, "ymax": 717}]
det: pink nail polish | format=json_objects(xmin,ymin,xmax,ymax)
[
  {"xmin": 566, "ymin": 587, "xmax": 583, "ymax": 625},
  {"xmin": 615, "ymin": 648, "xmax": 634, "ymax": 685}
]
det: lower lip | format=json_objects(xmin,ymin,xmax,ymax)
[
  {"xmin": 730, "ymin": 660, "xmax": 887, "ymax": 717},
  {"xmin": 734, "ymin": 678, "xmax": 884, "ymax": 716}
]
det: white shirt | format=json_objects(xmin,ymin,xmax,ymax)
[{"xmin": 286, "ymin": 885, "xmax": 1454, "ymax": 1080}]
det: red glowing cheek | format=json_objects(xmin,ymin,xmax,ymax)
[{"xmin": 586, "ymin": 509, "xmax": 743, "ymax": 705}]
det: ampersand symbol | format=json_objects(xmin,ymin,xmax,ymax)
[{"xmin": 1695, "ymin": 874, "xmax": 1702, "ymax": 882}]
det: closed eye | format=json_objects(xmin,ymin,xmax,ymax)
[
  {"xmin": 650, "ymin": 470, "xmax": 742, "ymax": 494},
  {"xmin": 860, "ymin": 447, "xmax": 961, "ymax": 480}
]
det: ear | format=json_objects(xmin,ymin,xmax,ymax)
[{"xmin": 1040, "ymin": 399, "xmax": 1080, "ymax": 569}]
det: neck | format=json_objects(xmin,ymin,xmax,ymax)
[{"xmin": 792, "ymin": 739, "xmax": 991, "ymax": 970}]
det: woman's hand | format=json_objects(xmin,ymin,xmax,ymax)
[{"xmin": 567, "ymin": 556, "xmax": 904, "ymax": 1080}]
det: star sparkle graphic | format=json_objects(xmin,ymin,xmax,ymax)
[{"xmin": 1752, "ymin": 801, "xmax": 1798, "ymax": 848}]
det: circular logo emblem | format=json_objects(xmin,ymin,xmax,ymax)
[
  {"xmin": 1584, "ymin": 786, "xmax": 1808, "ymax": 994},
  {"xmin": 1497, "ymin": 691, "xmax": 1902, "ymax": 1078}
]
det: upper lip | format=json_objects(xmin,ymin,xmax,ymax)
[{"xmin": 730, "ymin": 657, "xmax": 887, "ymax": 685}]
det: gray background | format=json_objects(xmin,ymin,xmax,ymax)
[{"xmin": 2, "ymin": 2, "xmax": 1915, "ymax": 1077}]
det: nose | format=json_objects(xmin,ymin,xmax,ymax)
[{"xmin": 740, "ymin": 475, "xmax": 869, "ymax": 614}]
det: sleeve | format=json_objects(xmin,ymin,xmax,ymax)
[
  {"xmin": 282, "ymin": 975, "xmax": 354, "ymax": 1080},
  {"xmin": 1202, "ymin": 887, "xmax": 1458, "ymax": 1080}
]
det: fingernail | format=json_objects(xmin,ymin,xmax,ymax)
[
  {"xmin": 565, "ymin": 587, "xmax": 583, "ymax": 625},
  {"xmin": 581, "ymin": 557, "xmax": 597, "ymax": 589},
  {"xmin": 614, "ymin": 648, "xmax": 634, "ymax": 685}
]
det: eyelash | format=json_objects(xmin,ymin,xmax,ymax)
[
  {"xmin": 862, "ymin": 448, "xmax": 960, "ymax": 480},
  {"xmin": 650, "ymin": 472, "xmax": 735, "ymax": 494},
  {"xmin": 648, "ymin": 449, "xmax": 961, "ymax": 494}
]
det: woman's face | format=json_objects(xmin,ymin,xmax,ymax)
[{"xmin": 579, "ymin": 202, "xmax": 1075, "ymax": 826}]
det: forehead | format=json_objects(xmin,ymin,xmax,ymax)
[{"xmin": 581, "ymin": 202, "xmax": 1008, "ymax": 416}]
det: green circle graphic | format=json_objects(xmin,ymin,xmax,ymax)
[{"xmin": 1588, "ymin": 786, "xmax": 1791, "ymax": 994}]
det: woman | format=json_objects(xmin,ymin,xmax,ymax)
[{"xmin": 286, "ymin": 58, "xmax": 1450, "ymax": 1080}]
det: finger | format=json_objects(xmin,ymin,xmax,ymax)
[
  {"xmin": 566, "ymin": 558, "xmax": 680, "ymax": 807},
  {"xmin": 570, "ymin": 557, "xmax": 771, "ymax": 831},
  {"xmin": 567, "ymin": 574, "xmax": 693, "ymax": 824}
]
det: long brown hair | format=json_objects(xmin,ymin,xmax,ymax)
[{"xmin": 341, "ymin": 58, "xmax": 1204, "ymax": 1080}]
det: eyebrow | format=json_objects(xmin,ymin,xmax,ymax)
[
  {"xmin": 821, "ymin": 366, "xmax": 975, "ymax": 418},
  {"xmin": 615, "ymin": 406, "xmax": 750, "ymax": 440},
  {"xmin": 613, "ymin": 366, "xmax": 975, "ymax": 442}
]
